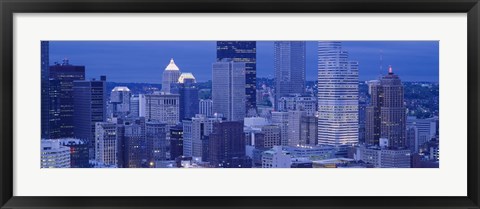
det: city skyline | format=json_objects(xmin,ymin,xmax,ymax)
[
  {"xmin": 41, "ymin": 41, "xmax": 439, "ymax": 168},
  {"xmin": 48, "ymin": 41, "xmax": 439, "ymax": 83}
]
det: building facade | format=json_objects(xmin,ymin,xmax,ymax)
[
  {"xmin": 161, "ymin": 58, "xmax": 182, "ymax": 94},
  {"xmin": 216, "ymin": 41, "xmax": 256, "ymax": 113},
  {"xmin": 212, "ymin": 60, "xmax": 246, "ymax": 121},
  {"xmin": 274, "ymin": 41, "xmax": 306, "ymax": 110},
  {"xmin": 145, "ymin": 92, "xmax": 180, "ymax": 127},
  {"xmin": 317, "ymin": 41, "xmax": 359, "ymax": 146}
]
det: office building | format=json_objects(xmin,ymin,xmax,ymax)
[
  {"xmin": 365, "ymin": 66, "xmax": 406, "ymax": 148},
  {"xmin": 49, "ymin": 59, "xmax": 85, "ymax": 138},
  {"xmin": 145, "ymin": 92, "xmax": 180, "ymax": 127},
  {"xmin": 209, "ymin": 121, "xmax": 251, "ymax": 168},
  {"xmin": 117, "ymin": 117, "xmax": 146, "ymax": 168},
  {"xmin": 212, "ymin": 60, "xmax": 246, "ymax": 121},
  {"xmin": 41, "ymin": 139, "xmax": 71, "ymax": 168},
  {"xmin": 288, "ymin": 110, "xmax": 306, "ymax": 147},
  {"xmin": 271, "ymin": 111, "xmax": 289, "ymax": 146},
  {"xmin": 199, "ymin": 99, "xmax": 213, "ymax": 117},
  {"xmin": 216, "ymin": 41, "xmax": 256, "ymax": 113},
  {"xmin": 161, "ymin": 58, "xmax": 181, "ymax": 93},
  {"xmin": 355, "ymin": 145, "xmax": 411, "ymax": 168},
  {"xmin": 170, "ymin": 125, "xmax": 184, "ymax": 160},
  {"xmin": 110, "ymin": 86, "xmax": 131, "ymax": 117},
  {"xmin": 146, "ymin": 121, "xmax": 167, "ymax": 165},
  {"xmin": 406, "ymin": 116, "xmax": 437, "ymax": 152},
  {"xmin": 182, "ymin": 114, "xmax": 223, "ymax": 159},
  {"xmin": 59, "ymin": 138, "xmax": 89, "ymax": 168},
  {"xmin": 41, "ymin": 41, "xmax": 50, "ymax": 139},
  {"xmin": 95, "ymin": 122, "xmax": 118, "ymax": 166},
  {"xmin": 262, "ymin": 146, "xmax": 292, "ymax": 168},
  {"xmin": 300, "ymin": 115, "xmax": 318, "ymax": 146},
  {"xmin": 274, "ymin": 41, "xmax": 306, "ymax": 110},
  {"xmin": 277, "ymin": 94, "xmax": 317, "ymax": 116},
  {"xmin": 177, "ymin": 72, "xmax": 199, "ymax": 120},
  {"xmin": 317, "ymin": 41, "xmax": 359, "ymax": 146}
]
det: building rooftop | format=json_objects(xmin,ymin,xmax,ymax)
[{"xmin": 165, "ymin": 58, "xmax": 180, "ymax": 71}]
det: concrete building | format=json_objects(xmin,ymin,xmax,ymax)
[
  {"xmin": 95, "ymin": 122, "xmax": 118, "ymax": 166},
  {"xmin": 110, "ymin": 86, "xmax": 131, "ymax": 117},
  {"xmin": 182, "ymin": 114, "xmax": 223, "ymax": 159},
  {"xmin": 199, "ymin": 99, "xmax": 213, "ymax": 117},
  {"xmin": 41, "ymin": 139, "xmax": 71, "ymax": 168},
  {"xmin": 271, "ymin": 111, "xmax": 289, "ymax": 146},
  {"xmin": 145, "ymin": 92, "xmax": 180, "ymax": 127},
  {"xmin": 277, "ymin": 94, "xmax": 317, "ymax": 116},
  {"xmin": 287, "ymin": 111, "xmax": 306, "ymax": 147},
  {"xmin": 161, "ymin": 58, "xmax": 181, "ymax": 94},
  {"xmin": 355, "ymin": 145, "xmax": 411, "ymax": 168},
  {"xmin": 262, "ymin": 146, "xmax": 292, "ymax": 168}
]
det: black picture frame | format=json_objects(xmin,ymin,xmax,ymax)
[{"xmin": 1, "ymin": 0, "xmax": 479, "ymax": 208}]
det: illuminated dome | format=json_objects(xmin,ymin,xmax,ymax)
[
  {"xmin": 165, "ymin": 58, "xmax": 180, "ymax": 71},
  {"xmin": 178, "ymin": 72, "xmax": 196, "ymax": 83}
]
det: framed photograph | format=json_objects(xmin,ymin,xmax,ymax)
[{"xmin": 1, "ymin": 0, "xmax": 479, "ymax": 208}]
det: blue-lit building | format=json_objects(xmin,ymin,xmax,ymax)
[
  {"xmin": 209, "ymin": 121, "xmax": 251, "ymax": 168},
  {"xmin": 176, "ymin": 73, "xmax": 199, "ymax": 120},
  {"xmin": 216, "ymin": 41, "xmax": 257, "ymax": 113},
  {"xmin": 41, "ymin": 41, "xmax": 50, "ymax": 139},
  {"xmin": 273, "ymin": 41, "xmax": 306, "ymax": 110},
  {"xmin": 49, "ymin": 59, "xmax": 85, "ymax": 138},
  {"xmin": 73, "ymin": 76, "xmax": 107, "ymax": 159}
]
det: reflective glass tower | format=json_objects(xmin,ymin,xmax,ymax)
[{"xmin": 216, "ymin": 41, "xmax": 256, "ymax": 113}]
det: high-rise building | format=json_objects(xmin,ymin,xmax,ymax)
[
  {"xmin": 271, "ymin": 111, "xmax": 289, "ymax": 146},
  {"xmin": 317, "ymin": 42, "xmax": 359, "ymax": 146},
  {"xmin": 300, "ymin": 115, "xmax": 318, "ymax": 146},
  {"xmin": 277, "ymin": 94, "xmax": 317, "ymax": 116},
  {"xmin": 146, "ymin": 121, "xmax": 167, "ymax": 166},
  {"xmin": 177, "ymin": 73, "xmax": 199, "ymax": 120},
  {"xmin": 406, "ymin": 116, "xmax": 437, "ymax": 152},
  {"xmin": 73, "ymin": 76, "xmax": 107, "ymax": 159},
  {"xmin": 182, "ymin": 114, "xmax": 223, "ymax": 159},
  {"xmin": 110, "ymin": 86, "xmax": 131, "ymax": 117},
  {"xmin": 145, "ymin": 92, "xmax": 180, "ymax": 127},
  {"xmin": 95, "ymin": 122, "xmax": 118, "ymax": 167},
  {"xmin": 41, "ymin": 139, "xmax": 71, "ymax": 168},
  {"xmin": 49, "ymin": 59, "xmax": 85, "ymax": 138},
  {"xmin": 170, "ymin": 125, "xmax": 184, "ymax": 160},
  {"xmin": 288, "ymin": 111, "xmax": 306, "ymax": 147},
  {"xmin": 130, "ymin": 94, "xmax": 146, "ymax": 117},
  {"xmin": 161, "ymin": 58, "xmax": 182, "ymax": 94},
  {"xmin": 355, "ymin": 145, "xmax": 411, "ymax": 168},
  {"xmin": 259, "ymin": 125, "xmax": 281, "ymax": 148},
  {"xmin": 212, "ymin": 60, "xmax": 246, "ymax": 121},
  {"xmin": 199, "ymin": 99, "xmax": 213, "ymax": 117},
  {"xmin": 216, "ymin": 41, "xmax": 256, "ymax": 113},
  {"xmin": 274, "ymin": 41, "xmax": 306, "ymax": 110},
  {"xmin": 209, "ymin": 121, "xmax": 251, "ymax": 168},
  {"xmin": 117, "ymin": 117, "xmax": 146, "ymax": 168},
  {"xmin": 365, "ymin": 66, "xmax": 406, "ymax": 148},
  {"xmin": 41, "ymin": 41, "xmax": 50, "ymax": 139}
]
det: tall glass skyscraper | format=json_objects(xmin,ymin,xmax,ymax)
[
  {"xmin": 49, "ymin": 59, "xmax": 85, "ymax": 138},
  {"xmin": 216, "ymin": 41, "xmax": 256, "ymax": 113},
  {"xmin": 273, "ymin": 41, "xmax": 306, "ymax": 110},
  {"xmin": 317, "ymin": 42, "xmax": 359, "ymax": 146},
  {"xmin": 212, "ymin": 60, "xmax": 246, "ymax": 122}
]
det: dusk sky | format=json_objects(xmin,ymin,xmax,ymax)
[{"xmin": 48, "ymin": 41, "xmax": 439, "ymax": 83}]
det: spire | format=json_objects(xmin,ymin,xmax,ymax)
[
  {"xmin": 165, "ymin": 58, "xmax": 180, "ymax": 71},
  {"xmin": 388, "ymin": 65, "xmax": 393, "ymax": 75}
]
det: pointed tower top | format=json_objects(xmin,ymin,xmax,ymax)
[
  {"xmin": 165, "ymin": 58, "xmax": 180, "ymax": 71},
  {"xmin": 388, "ymin": 65, "xmax": 393, "ymax": 75}
]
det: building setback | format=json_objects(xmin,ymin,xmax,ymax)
[
  {"xmin": 216, "ymin": 41, "xmax": 256, "ymax": 113},
  {"xmin": 317, "ymin": 41, "xmax": 359, "ymax": 146}
]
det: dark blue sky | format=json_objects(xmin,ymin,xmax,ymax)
[{"xmin": 48, "ymin": 41, "xmax": 439, "ymax": 83}]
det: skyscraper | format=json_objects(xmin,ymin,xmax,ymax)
[
  {"xmin": 366, "ymin": 66, "xmax": 407, "ymax": 148},
  {"xmin": 170, "ymin": 125, "xmax": 184, "ymax": 160},
  {"xmin": 209, "ymin": 121, "xmax": 251, "ymax": 168},
  {"xmin": 317, "ymin": 42, "xmax": 359, "ymax": 146},
  {"xmin": 41, "ymin": 41, "xmax": 50, "ymax": 139},
  {"xmin": 110, "ymin": 86, "xmax": 131, "ymax": 117},
  {"xmin": 274, "ymin": 41, "xmax": 306, "ymax": 110},
  {"xmin": 95, "ymin": 122, "xmax": 118, "ymax": 167},
  {"xmin": 146, "ymin": 121, "xmax": 167, "ymax": 165},
  {"xmin": 287, "ymin": 110, "xmax": 306, "ymax": 147},
  {"xmin": 212, "ymin": 60, "xmax": 246, "ymax": 122},
  {"xmin": 73, "ymin": 76, "xmax": 107, "ymax": 159},
  {"xmin": 271, "ymin": 111, "xmax": 289, "ymax": 146},
  {"xmin": 216, "ymin": 41, "xmax": 256, "ymax": 113},
  {"xmin": 49, "ymin": 59, "xmax": 85, "ymax": 138},
  {"xmin": 161, "ymin": 58, "xmax": 182, "ymax": 94},
  {"xmin": 177, "ymin": 72, "xmax": 199, "ymax": 120}
]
